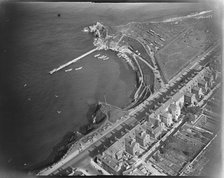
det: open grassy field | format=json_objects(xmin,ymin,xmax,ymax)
[{"xmin": 155, "ymin": 17, "xmax": 219, "ymax": 81}]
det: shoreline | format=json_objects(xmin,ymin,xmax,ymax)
[
  {"xmin": 31, "ymin": 48, "xmax": 139, "ymax": 173},
  {"xmin": 34, "ymin": 22, "xmax": 152, "ymax": 173},
  {"xmin": 30, "ymin": 103, "xmax": 108, "ymax": 173}
]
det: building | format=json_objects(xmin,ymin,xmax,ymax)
[
  {"xmin": 123, "ymin": 168, "xmax": 145, "ymax": 175},
  {"xmin": 105, "ymin": 140, "xmax": 124, "ymax": 160},
  {"xmin": 212, "ymin": 70, "xmax": 220, "ymax": 82},
  {"xmin": 146, "ymin": 124, "xmax": 164, "ymax": 139},
  {"xmin": 168, "ymin": 103, "xmax": 181, "ymax": 122},
  {"xmin": 125, "ymin": 137, "xmax": 140, "ymax": 156},
  {"xmin": 175, "ymin": 94, "xmax": 185, "ymax": 109},
  {"xmin": 191, "ymin": 86, "xmax": 202, "ymax": 101},
  {"xmin": 160, "ymin": 112, "xmax": 173, "ymax": 127},
  {"xmin": 203, "ymin": 71, "xmax": 213, "ymax": 87},
  {"xmin": 135, "ymin": 127, "xmax": 151, "ymax": 147},
  {"xmin": 198, "ymin": 79, "xmax": 208, "ymax": 93},
  {"xmin": 184, "ymin": 92, "xmax": 197, "ymax": 106},
  {"xmin": 147, "ymin": 114, "xmax": 159, "ymax": 128},
  {"xmin": 96, "ymin": 153, "xmax": 123, "ymax": 175},
  {"xmin": 184, "ymin": 92, "xmax": 192, "ymax": 105},
  {"xmin": 115, "ymin": 150, "xmax": 123, "ymax": 160}
]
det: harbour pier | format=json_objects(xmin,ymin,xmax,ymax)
[{"xmin": 49, "ymin": 48, "xmax": 98, "ymax": 74}]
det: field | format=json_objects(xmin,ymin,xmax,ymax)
[{"xmin": 155, "ymin": 17, "xmax": 219, "ymax": 81}]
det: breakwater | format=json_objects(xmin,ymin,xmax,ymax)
[{"xmin": 49, "ymin": 48, "xmax": 98, "ymax": 74}]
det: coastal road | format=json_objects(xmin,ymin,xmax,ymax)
[
  {"xmin": 129, "ymin": 43, "xmax": 220, "ymax": 123},
  {"xmin": 125, "ymin": 34, "xmax": 165, "ymax": 87},
  {"xmin": 132, "ymin": 54, "xmax": 144, "ymax": 100},
  {"xmin": 134, "ymin": 37, "xmax": 166, "ymax": 87},
  {"xmin": 37, "ymin": 111, "xmax": 135, "ymax": 175}
]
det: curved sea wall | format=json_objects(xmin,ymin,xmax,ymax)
[{"xmin": 84, "ymin": 22, "xmax": 147, "ymax": 102}]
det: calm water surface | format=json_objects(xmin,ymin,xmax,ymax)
[{"xmin": 1, "ymin": 3, "xmax": 139, "ymax": 169}]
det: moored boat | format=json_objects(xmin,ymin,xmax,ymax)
[
  {"xmin": 94, "ymin": 54, "xmax": 100, "ymax": 57},
  {"xmin": 65, "ymin": 68, "xmax": 73, "ymax": 72},
  {"xmin": 75, "ymin": 67, "xmax": 83, "ymax": 71},
  {"xmin": 103, "ymin": 57, "xmax": 109, "ymax": 60}
]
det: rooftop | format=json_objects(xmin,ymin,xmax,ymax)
[
  {"xmin": 123, "ymin": 168, "xmax": 145, "ymax": 175},
  {"xmin": 153, "ymin": 125, "xmax": 163, "ymax": 135},
  {"xmin": 125, "ymin": 137, "xmax": 136, "ymax": 147},
  {"xmin": 160, "ymin": 111, "xmax": 172, "ymax": 119},
  {"xmin": 98, "ymin": 154, "xmax": 122, "ymax": 172},
  {"xmin": 184, "ymin": 92, "xmax": 193, "ymax": 97},
  {"xmin": 192, "ymin": 86, "xmax": 200, "ymax": 91},
  {"xmin": 169, "ymin": 103, "xmax": 177, "ymax": 111},
  {"xmin": 135, "ymin": 127, "xmax": 147, "ymax": 138},
  {"xmin": 198, "ymin": 79, "xmax": 206, "ymax": 85}
]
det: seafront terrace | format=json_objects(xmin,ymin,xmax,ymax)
[
  {"xmin": 90, "ymin": 57, "xmax": 220, "ymax": 176},
  {"xmin": 93, "ymin": 70, "xmax": 220, "ymax": 176}
]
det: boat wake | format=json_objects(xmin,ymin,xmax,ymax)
[{"xmin": 152, "ymin": 10, "xmax": 213, "ymax": 23}]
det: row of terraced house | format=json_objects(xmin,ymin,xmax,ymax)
[{"xmin": 91, "ymin": 63, "xmax": 220, "ymax": 175}]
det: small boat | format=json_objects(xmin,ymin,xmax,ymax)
[
  {"xmin": 57, "ymin": 111, "xmax": 61, "ymax": 114},
  {"xmin": 98, "ymin": 55, "xmax": 106, "ymax": 59},
  {"xmin": 24, "ymin": 84, "xmax": 27, "ymax": 87},
  {"xmin": 103, "ymin": 57, "xmax": 109, "ymax": 60},
  {"xmin": 93, "ymin": 116, "xmax": 96, "ymax": 124},
  {"xmin": 55, "ymin": 95, "xmax": 59, "ymax": 98},
  {"xmin": 94, "ymin": 54, "xmax": 100, "ymax": 57},
  {"xmin": 75, "ymin": 67, "xmax": 83, "ymax": 71},
  {"xmin": 65, "ymin": 68, "xmax": 73, "ymax": 72},
  {"xmin": 83, "ymin": 27, "xmax": 89, "ymax": 33}
]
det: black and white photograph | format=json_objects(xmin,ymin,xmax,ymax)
[{"xmin": 0, "ymin": 0, "xmax": 223, "ymax": 177}]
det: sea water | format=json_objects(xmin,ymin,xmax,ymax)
[{"xmin": 0, "ymin": 2, "xmax": 208, "ymax": 171}]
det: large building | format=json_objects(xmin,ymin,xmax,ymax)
[
  {"xmin": 160, "ymin": 112, "xmax": 173, "ymax": 127},
  {"xmin": 147, "ymin": 114, "xmax": 159, "ymax": 128},
  {"xmin": 104, "ymin": 141, "xmax": 124, "ymax": 160},
  {"xmin": 198, "ymin": 79, "xmax": 208, "ymax": 93},
  {"xmin": 96, "ymin": 153, "xmax": 123, "ymax": 175},
  {"xmin": 123, "ymin": 167, "xmax": 145, "ymax": 175},
  {"xmin": 125, "ymin": 137, "xmax": 140, "ymax": 156},
  {"xmin": 204, "ymin": 70, "xmax": 214, "ymax": 88},
  {"xmin": 168, "ymin": 103, "xmax": 181, "ymax": 122},
  {"xmin": 135, "ymin": 127, "xmax": 151, "ymax": 147},
  {"xmin": 191, "ymin": 86, "xmax": 201, "ymax": 101},
  {"xmin": 173, "ymin": 93, "xmax": 185, "ymax": 110},
  {"xmin": 146, "ymin": 123, "xmax": 164, "ymax": 139},
  {"xmin": 184, "ymin": 92, "xmax": 197, "ymax": 106}
]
